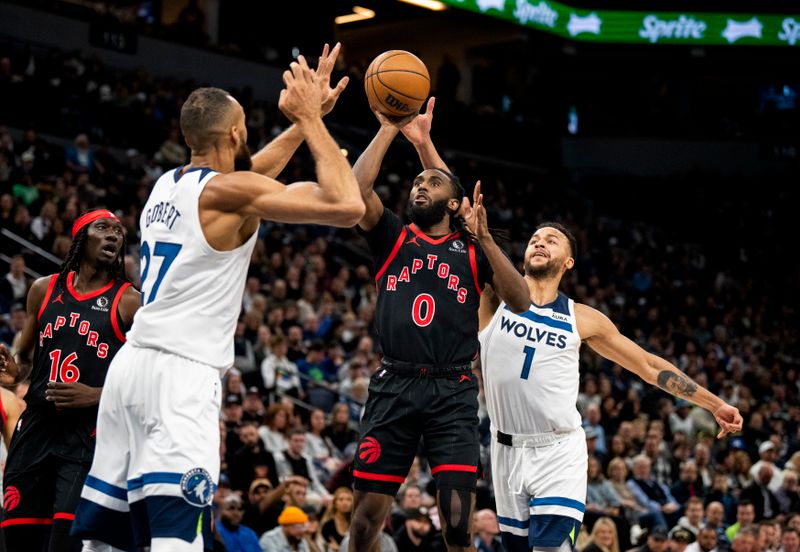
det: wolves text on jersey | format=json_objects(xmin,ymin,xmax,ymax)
[
  {"xmin": 385, "ymin": 254, "xmax": 469, "ymax": 304},
  {"xmin": 39, "ymin": 312, "xmax": 110, "ymax": 358},
  {"xmin": 499, "ymin": 316, "xmax": 568, "ymax": 349}
]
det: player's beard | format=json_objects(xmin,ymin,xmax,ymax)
[
  {"xmin": 233, "ymin": 141, "xmax": 253, "ymax": 171},
  {"xmin": 525, "ymin": 256, "xmax": 561, "ymax": 280},
  {"xmin": 406, "ymin": 196, "xmax": 449, "ymax": 230}
]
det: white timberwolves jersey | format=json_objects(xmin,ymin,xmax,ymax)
[
  {"xmin": 127, "ymin": 167, "xmax": 257, "ymax": 369},
  {"xmin": 479, "ymin": 293, "xmax": 582, "ymax": 435}
]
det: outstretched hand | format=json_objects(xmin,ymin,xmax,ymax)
[
  {"xmin": 372, "ymin": 106, "xmax": 417, "ymax": 130},
  {"xmin": 460, "ymin": 180, "xmax": 490, "ymax": 242},
  {"xmin": 316, "ymin": 43, "xmax": 349, "ymax": 117},
  {"xmin": 279, "ymin": 55, "xmax": 323, "ymax": 124},
  {"xmin": 0, "ymin": 344, "xmax": 17, "ymax": 386},
  {"xmin": 713, "ymin": 403, "xmax": 743, "ymax": 438},
  {"xmin": 401, "ymin": 96, "xmax": 435, "ymax": 146}
]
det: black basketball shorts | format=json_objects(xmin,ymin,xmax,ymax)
[{"xmin": 353, "ymin": 366, "xmax": 480, "ymax": 495}]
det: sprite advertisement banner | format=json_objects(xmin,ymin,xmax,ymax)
[{"xmin": 442, "ymin": 0, "xmax": 800, "ymax": 46}]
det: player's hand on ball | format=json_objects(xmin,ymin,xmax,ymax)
[
  {"xmin": 279, "ymin": 55, "xmax": 323, "ymax": 124},
  {"xmin": 401, "ymin": 97, "xmax": 435, "ymax": 145},
  {"xmin": 372, "ymin": 106, "xmax": 416, "ymax": 130},
  {"xmin": 461, "ymin": 180, "xmax": 490, "ymax": 242},
  {"xmin": 713, "ymin": 403, "xmax": 743, "ymax": 438},
  {"xmin": 46, "ymin": 382, "xmax": 102, "ymax": 408},
  {"xmin": 316, "ymin": 43, "xmax": 349, "ymax": 117}
]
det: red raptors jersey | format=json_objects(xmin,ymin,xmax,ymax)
[{"xmin": 362, "ymin": 209, "xmax": 493, "ymax": 365}]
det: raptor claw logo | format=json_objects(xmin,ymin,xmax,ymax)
[
  {"xmin": 359, "ymin": 436, "xmax": 382, "ymax": 464},
  {"xmin": 4, "ymin": 486, "xmax": 20, "ymax": 511}
]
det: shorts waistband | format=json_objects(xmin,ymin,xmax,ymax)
[
  {"xmin": 494, "ymin": 427, "xmax": 578, "ymax": 447},
  {"xmin": 381, "ymin": 357, "xmax": 472, "ymax": 377}
]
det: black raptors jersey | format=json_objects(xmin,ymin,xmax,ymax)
[
  {"xmin": 22, "ymin": 271, "xmax": 129, "ymax": 458},
  {"xmin": 363, "ymin": 209, "xmax": 493, "ymax": 365}
]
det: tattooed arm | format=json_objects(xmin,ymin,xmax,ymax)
[{"xmin": 575, "ymin": 303, "xmax": 743, "ymax": 438}]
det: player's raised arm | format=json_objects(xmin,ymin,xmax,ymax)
[
  {"xmin": 250, "ymin": 43, "xmax": 349, "ymax": 178},
  {"xmin": 352, "ymin": 108, "xmax": 415, "ymax": 231},
  {"xmin": 203, "ymin": 56, "xmax": 364, "ymax": 228},
  {"xmin": 463, "ymin": 181, "xmax": 530, "ymax": 314},
  {"xmin": 576, "ymin": 303, "xmax": 743, "ymax": 438},
  {"xmin": 400, "ymin": 97, "xmax": 449, "ymax": 171}
]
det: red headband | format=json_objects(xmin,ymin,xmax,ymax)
[{"xmin": 72, "ymin": 209, "xmax": 120, "ymax": 238}]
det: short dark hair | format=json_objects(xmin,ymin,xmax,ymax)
[
  {"xmin": 535, "ymin": 222, "xmax": 577, "ymax": 258},
  {"xmin": 180, "ymin": 87, "xmax": 236, "ymax": 151}
]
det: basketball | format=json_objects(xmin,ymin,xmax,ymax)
[{"xmin": 365, "ymin": 50, "xmax": 430, "ymax": 118}]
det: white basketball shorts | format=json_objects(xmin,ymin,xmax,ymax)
[
  {"xmin": 71, "ymin": 344, "xmax": 222, "ymax": 549},
  {"xmin": 491, "ymin": 427, "xmax": 587, "ymax": 549}
]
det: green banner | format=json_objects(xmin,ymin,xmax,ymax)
[{"xmin": 442, "ymin": 0, "xmax": 800, "ymax": 46}]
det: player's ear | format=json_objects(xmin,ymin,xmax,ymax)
[
  {"xmin": 448, "ymin": 198, "xmax": 461, "ymax": 211},
  {"xmin": 564, "ymin": 257, "xmax": 575, "ymax": 270}
]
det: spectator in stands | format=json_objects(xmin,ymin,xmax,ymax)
[
  {"xmin": 0, "ymin": 255, "xmax": 28, "ymax": 306},
  {"xmin": 756, "ymin": 522, "xmax": 779, "ymax": 552},
  {"xmin": 606, "ymin": 457, "xmax": 646, "ymax": 527},
  {"xmin": 223, "ymin": 392, "xmax": 246, "ymax": 456},
  {"xmin": 672, "ymin": 461, "xmax": 706, "ymax": 506},
  {"xmin": 705, "ymin": 472, "xmax": 737, "ymax": 525},
  {"xmin": 215, "ymin": 494, "xmax": 261, "ymax": 552},
  {"xmin": 259, "ymin": 506, "xmax": 311, "ymax": 552},
  {"xmin": 628, "ymin": 454, "xmax": 681, "ymax": 529},
  {"xmin": 695, "ymin": 444, "xmax": 714, "ymax": 488},
  {"xmin": 677, "ymin": 497, "xmax": 706, "ymax": 536},
  {"xmin": 304, "ymin": 408, "xmax": 340, "ymax": 477},
  {"xmin": 731, "ymin": 528, "xmax": 758, "ymax": 552},
  {"xmin": 644, "ymin": 429, "xmax": 674, "ymax": 487},
  {"xmin": 243, "ymin": 387, "xmax": 266, "ymax": 424},
  {"xmin": 702, "ymin": 502, "xmax": 730, "ymax": 551},
  {"xmin": 65, "ymin": 133, "xmax": 102, "ymax": 175},
  {"xmin": 320, "ymin": 487, "xmax": 353, "ymax": 551},
  {"xmin": 581, "ymin": 516, "xmax": 620, "ymax": 552},
  {"xmin": 726, "ymin": 501, "xmax": 756, "ymax": 542},
  {"xmin": 302, "ymin": 505, "xmax": 325, "ymax": 552},
  {"xmin": 780, "ymin": 528, "xmax": 799, "ymax": 552},
  {"xmin": 670, "ymin": 401, "xmax": 697, "ymax": 439},
  {"xmin": 259, "ymin": 403, "xmax": 290, "ymax": 454},
  {"xmin": 584, "ymin": 403, "xmax": 608, "ymax": 455},
  {"xmin": 741, "ymin": 464, "xmax": 780, "ymax": 522},
  {"xmin": 274, "ymin": 428, "xmax": 332, "ymax": 508},
  {"xmin": 262, "ymin": 335, "xmax": 303, "ymax": 401},
  {"xmin": 472, "ymin": 509, "xmax": 503, "ymax": 552},
  {"xmin": 750, "ymin": 441, "xmax": 783, "ymax": 493},
  {"xmin": 686, "ymin": 526, "xmax": 719, "ymax": 552},
  {"xmin": 774, "ymin": 469, "xmax": 800, "ymax": 514},
  {"xmin": 634, "ymin": 526, "xmax": 669, "ymax": 552},
  {"xmin": 670, "ymin": 527, "xmax": 697, "ymax": 552},
  {"xmin": 324, "ymin": 402, "xmax": 358, "ymax": 456},
  {"xmin": 229, "ymin": 421, "xmax": 280, "ymax": 491},
  {"xmin": 393, "ymin": 506, "xmax": 443, "ymax": 552}
]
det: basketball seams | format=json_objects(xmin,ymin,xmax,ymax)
[
  {"xmin": 365, "ymin": 50, "xmax": 430, "ymax": 115},
  {"xmin": 371, "ymin": 73, "xmax": 428, "ymax": 103}
]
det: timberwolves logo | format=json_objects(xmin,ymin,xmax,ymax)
[
  {"xmin": 449, "ymin": 239, "xmax": 467, "ymax": 254},
  {"xmin": 92, "ymin": 296, "xmax": 110, "ymax": 312},
  {"xmin": 180, "ymin": 468, "xmax": 214, "ymax": 507}
]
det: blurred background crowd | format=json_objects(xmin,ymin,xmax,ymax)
[{"xmin": 1, "ymin": 0, "xmax": 799, "ymax": 551}]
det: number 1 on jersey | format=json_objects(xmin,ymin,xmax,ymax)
[
  {"xmin": 140, "ymin": 241, "xmax": 182, "ymax": 305},
  {"xmin": 520, "ymin": 345, "xmax": 536, "ymax": 380}
]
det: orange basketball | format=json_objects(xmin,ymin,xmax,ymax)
[{"xmin": 364, "ymin": 50, "xmax": 430, "ymax": 118}]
